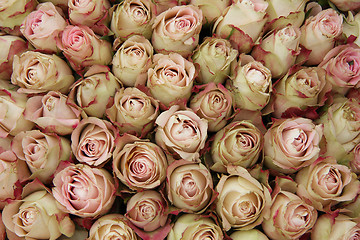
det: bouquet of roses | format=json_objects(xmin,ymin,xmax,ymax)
[{"xmin": 1, "ymin": 0, "xmax": 360, "ymax": 239}]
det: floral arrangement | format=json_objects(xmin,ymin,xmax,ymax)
[{"xmin": 1, "ymin": 0, "xmax": 360, "ymax": 239}]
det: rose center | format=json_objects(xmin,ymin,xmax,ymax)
[
  {"xmin": 137, "ymin": 201, "xmax": 156, "ymax": 220},
  {"xmin": 19, "ymin": 206, "xmax": 38, "ymax": 226},
  {"xmin": 130, "ymin": 4, "xmax": 147, "ymax": 23},
  {"xmin": 181, "ymin": 175, "xmax": 198, "ymax": 197}
]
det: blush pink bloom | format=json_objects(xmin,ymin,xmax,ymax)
[{"xmin": 350, "ymin": 143, "xmax": 360, "ymax": 174}]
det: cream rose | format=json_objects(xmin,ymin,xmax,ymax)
[{"xmin": 0, "ymin": 0, "xmax": 37, "ymax": 31}]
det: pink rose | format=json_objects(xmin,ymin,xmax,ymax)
[
  {"xmin": 0, "ymin": 0, "xmax": 37, "ymax": 32},
  {"xmin": 52, "ymin": 163, "xmax": 116, "ymax": 218},
  {"xmin": 350, "ymin": 143, "xmax": 360, "ymax": 174}
]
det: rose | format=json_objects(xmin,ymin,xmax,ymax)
[
  {"xmin": 155, "ymin": 105, "xmax": 208, "ymax": 161},
  {"xmin": 12, "ymin": 130, "xmax": 71, "ymax": 184},
  {"xmin": 191, "ymin": 37, "xmax": 238, "ymax": 84},
  {"xmin": 328, "ymin": 0, "xmax": 360, "ymax": 11},
  {"xmin": 147, "ymin": 53, "xmax": 196, "ymax": 107},
  {"xmin": 230, "ymin": 229, "xmax": 269, "ymax": 240},
  {"xmin": 166, "ymin": 160, "xmax": 216, "ymax": 213},
  {"xmin": 112, "ymin": 34, "xmax": 153, "ymax": 87},
  {"xmin": 57, "ymin": 25, "xmax": 112, "ymax": 72},
  {"xmin": 151, "ymin": 5, "xmax": 203, "ymax": 57},
  {"xmin": 350, "ymin": 143, "xmax": 360, "ymax": 174},
  {"xmin": 20, "ymin": 2, "xmax": 67, "ymax": 52},
  {"xmin": 88, "ymin": 214, "xmax": 139, "ymax": 240},
  {"xmin": 0, "ymin": 0, "xmax": 37, "ymax": 31},
  {"xmin": 167, "ymin": 213, "xmax": 224, "ymax": 240},
  {"xmin": 211, "ymin": 120, "xmax": 264, "ymax": 173},
  {"xmin": 300, "ymin": 9, "xmax": 343, "ymax": 66},
  {"xmin": 343, "ymin": 12, "xmax": 360, "ymax": 47},
  {"xmin": 110, "ymin": 0, "xmax": 155, "ymax": 40},
  {"xmin": 71, "ymin": 117, "xmax": 117, "ymax": 167},
  {"xmin": 252, "ymin": 24, "xmax": 301, "ymax": 78},
  {"xmin": 189, "ymin": 83, "xmax": 233, "ymax": 132},
  {"xmin": 226, "ymin": 55, "xmax": 272, "ymax": 111},
  {"xmin": 11, "ymin": 51, "xmax": 75, "ymax": 94},
  {"xmin": 296, "ymin": 157, "xmax": 360, "ymax": 212},
  {"xmin": 125, "ymin": 190, "xmax": 168, "ymax": 232},
  {"xmin": 0, "ymin": 35, "xmax": 30, "ymax": 80},
  {"xmin": 190, "ymin": 0, "xmax": 231, "ymax": 24},
  {"xmin": 52, "ymin": 163, "xmax": 116, "ymax": 218},
  {"xmin": 113, "ymin": 135, "xmax": 168, "ymax": 190},
  {"xmin": 216, "ymin": 166, "xmax": 271, "ymax": 231},
  {"xmin": 212, "ymin": 0, "xmax": 268, "ymax": 53},
  {"xmin": 2, "ymin": 180, "xmax": 75, "ymax": 240},
  {"xmin": 69, "ymin": 65, "xmax": 122, "ymax": 118},
  {"xmin": 106, "ymin": 87, "xmax": 160, "ymax": 136},
  {"xmin": 24, "ymin": 91, "xmax": 82, "ymax": 135}
]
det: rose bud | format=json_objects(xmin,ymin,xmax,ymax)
[
  {"xmin": 11, "ymin": 51, "xmax": 75, "ymax": 94},
  {"xmin": 155, "ymin": 105, "xmax": 208, "ymax": 161},
  {"xmin": 88, "ymin": 214, "xmax": 139, "ymax": 240},
  {"xmin": 2, "ymin": 181, "xmax": 75, "ymax": 240},
  {"xmin": 106, "ymin": 87, "xmax": 159, "ymax": 136},
  {"xmin": 252, "ymin": 24, "xmax": 301, "ymax": 78},
  {"xmin": 343, "ymin": 12, "xmax": 360, "ymax": 47},
  {"xmin": 296, "ymin": 156, "xmax": 360, "ymax": 212},
  {"xmin": 230, "ymin": 229, "xmax": 269, "ymax": 240},
  {"xmin": 269, "ymin": 67, "xmax": 331, "ymax": 118},
  {"xmin": 52, "ymin": 163, "xmax": 116, "ymax": 218},
  {"xmin": 226, "ymin": 55, "xmax": 272, "ymax": 111},
  {"xmin": 113, "ymin": 135, "xmax": 168, "ymax": 190},
  {"xmin": 166, "ymin": 160, "xmax": 215, "ymax": 213},
  {"xmin": 350, "ymin": 143, "xmax": 360, "ymax": 174},
  {"xmin": 190, "ymin": 0, "xmax": 231, "ymax": 24},
  {"xmin": 110, "ymin": 0, "xmax": 155, "ymax": 40},
  {"xmin": 319, "ymin": 44, "xmax": 360, "ymax": 94},
  {"xmin": 213, "ymin": 0, "xmax": 268, "ymax": 53},
  {"xmin": 151, "ymin": 5, "xmax": 202, "ymax": 57},
  {"xmin": 12, "ymin": 130, "xmax": 71, "ymax": 184},
  {"xmin": 300, "ymin": 9, "xmax": 343, "ymax": 66},
  {"xmin": 167, "ymin": 213, "xmax": 223, "ymax": 240},
  {"xmin": 215, "ymin": 166, "xmax": 271, "ymax": 231},
  {"xmin": 57, "ymin": 25, "xmax": 112, "ymax": 73},
  {"xmin": 20, "ymin": 2, "xmax": 67, "ymax": 53},
  {"xmin": 125, "ymin": 190, "xmax": 168, "ymax": 232},
  {"xmin": 211, "ymin": 120, "xmax": 263, "ymax": 173},
  {"xmin": 71, "ymin": 117, "xmax": 117, "ymax": 167},
  {"xmin": 147, "ymin": 53, "xmax": 195, "ymax": 107},
  {"xmin": 69, "ymin": 65, "xmax": 122, "ymax": 118},
  {"xmin": 112, "ymin": 35, "xmax": 153, "ymax": 87},
  {"xmin": 192, "ymin": 37, "xmax": 238, "ymax": 85},
  {"xmin": 24, "ymin": 91, "xmax": 82, "ymax": 136},
  {"xmin": 328, "ymin": 0, "xmax": 360, "ymax": 11},
  {"xmin": 0, "ymin": 35, "xmax": 30, "ymax": 80},
  {"xmin": 312, "ymin": 214, "xmax": 360, "ymax": 240},
  {"xmin": 189, "ymin": 83, "xmax": 233, "ymax": 132}
]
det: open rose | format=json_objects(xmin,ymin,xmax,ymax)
[
  {"xmin": 230, "ymin": 229, "xmax": 269, "ymax": 240},
  {"xmin": 0, "ymin": 0, "xmax": 37, "ymax": 32},
  {"xmin": 52, "ymin": 163, "xmax": 116, "ymax": 218},
  {"xmin": 155, "ymin": 105, "xmax": 208, "ymax": 161},
  {"xmin": 190, "ymin": 0, "xmax": 231, "ymax": 24},
  {"xmin": 21, "ymin": 2, "xmax": 67, "ymax": 52},
  {"xmin": 11, "ymin": 51, "xmax": 75, "ymax": 94},
  {"xmin": 152, "ymin": 5, "xmax": 203, "ymax": 57}
]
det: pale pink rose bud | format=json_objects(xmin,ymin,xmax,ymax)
[
  {"xmin": 57, "ymin": 25, "xmax": 112, "ymax": 72},
  {"xmin": 213, "ymin": 0, "xmax": 269, "ymax": 53},
  {"xmin": 329, "ymin": 0, "xmax": 360, "ymax": 11},
  {"xmin": 147, "ymin": 53, "xmax": 195, "ymax": 107},
  {"xmin": 192, "ymin": 37, "xmax": 238, "ymax": 85},
  {"xmin": 252, "ymin": 24, "xmax": 301, "ymax": 78},
  {"xmin": 2, "ymin": 180, "xmax": 75, "ymax": 240},
  {"xmin": 12, "ymin": 130, "xmax": 71, "ymax": 184},
  {"xmin": 230, "ymin": 229, "xmax": 269, "ymax": 240},
  {"xmin": 151, "ymin": 5, "xmax": 203, "ymax": 57},
  {"xmin": 71, "ymin": 117, "xmax": 117, "ymax": 167},
  {"xmin": 106, "ymin": 87, "xmax": 160, "ymax": 136},
  {"xmin": 69, "ymin": 65, "xmax": 122, "ymax": 118},
  {"xmin": 226, "ymin": 55, "xmax": 272, "ymax": 111},
  {"xmin": 343, "ymin": 12, "xmax": 360, "ymax": 47},
  {"xmin": 21, "ymin": 2, "xmax": 67, "ymax": 53},
  {"xmin": 110, "ymin": 0, "xmax": 155, "ymax": 40},
  {"xmin": 24, "ymin": 91, "xmax": 82, "ymax": 135},
  {"xmin": 155, "ymin": 105, "xmax": 208, "ymax": 161},
  {"xmin": 189, "ymin": 83, "xmax": 233, "ymax": 132},
  {"xmin": 300, "ymin": 9, "xmax": 343, "ymax": 66},
  {"xmin": 0, "ymin": 35, "xmax": 30, "ymax": 80},
  {"xmin": 0, "ymin": 0, "xmax": 37, "ymax": 32},
  {"xmin": 167, "ymin": 214, "xmax": 224, "ymax": 240},
  {"xmin": 215, "ymin": 166, "xmax": 271, "ymax": 231},
  {"xmin": 350, "ymin": 143, "xmax": 360, "ymax": 174},
  {"xmin": 52, "ymin": 163, "xmax": 116, "ymax": 218},
  {"xmin": 113, "ymin": 135, "xmax": 168, "ymax": 190},
  {"xmin": 190, "ymin": 0, "xmax": 231, "ymax": 24},
  {"xmin": 11, "ymin": 51, "xmax": 75, "ymax": 94},
  {"xmin": 125, "ymin": 190, "xmax": 168, "ymax": 232},
  {"xmin": 296, "ymin": 157, "xmax": 360, "ymax": 212},
  {"xmin": 112, "ymin": 35, "xmax": 154, "ymax": 87},
  {"xmin": 211, "ymin": 121, "xmax": 263, "ymax": 173},
  {"xmin": 88, "ymin": 214, "xmax": 139, "ymax": 240}
]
